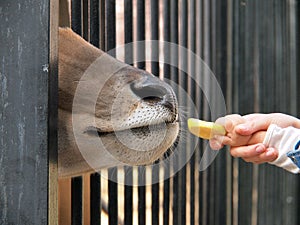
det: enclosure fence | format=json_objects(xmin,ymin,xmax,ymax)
[{"xmin": 1, "ymin": 0, "xmax": 300, "ymax": 225}]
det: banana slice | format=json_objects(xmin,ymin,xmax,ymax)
[{"xmin": 187, "ymin": 118, "xmax": 226, "ymax": 139}]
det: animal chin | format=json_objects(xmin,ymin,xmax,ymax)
[{"xmin": 82, "ymin": 118, "xmax": 179, "ymax": 166}]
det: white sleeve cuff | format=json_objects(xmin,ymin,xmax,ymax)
[{"xmin": 263, "ymin": 124, "xmax": 300, "ymax": 174}]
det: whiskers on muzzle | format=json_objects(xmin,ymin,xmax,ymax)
[{"xmin": 154, "ymin": 106, "xmax": 196, "ymax": 165}]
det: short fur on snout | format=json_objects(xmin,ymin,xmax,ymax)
[{"xmin": 58, "ymin": 28, "xmax": 179, "ymax": 177}]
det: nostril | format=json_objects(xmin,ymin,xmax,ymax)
[
  {"xmin": 130, "ymin": 76, "xmax": 178, "ymax": 117},
  {"xmin": 142, "ymin": 96, "xmax": 163, "ymax": 102},
  {"xmin": 130, "ymin": 82, "xmax": 166, "ymax": 102}
]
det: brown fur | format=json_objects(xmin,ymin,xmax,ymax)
[{"xmin": 58, "ymin": 28, "xmax": 179, "ymax": 177}]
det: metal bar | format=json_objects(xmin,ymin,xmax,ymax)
[
  {"xmin": 124, "ymin": 166, "xmax": 133, "ymax": 225},
  {"xmin": 170, "ymin": 0, "xmax": 179, "ymax": 85},
  {"xmin": 99, "ymin": 0, "xmax": 106, "ymax": 50},
  {"xmin": 90, "ymin": 173, "xmax": 101, "ymax": 225},
  {"xmin": 136, "ymin": 2, "xmax": 146, "ymax": 223},
  {"xmin": 151, "ymin": 167, "xmax": 160, "ymax": 225},
  {"xmin": 163, "ymin": 0, "xmax": 171, "ymax": 80},
  {"xmin": 170, "ymin": 2, "xmax": 179, "ymax": 225},
  {"xmin": 104, "ymin": 2, "xmax": 118, "ymax": 224},
  {"xmin": 71, "ymin": 0, "xmax": 82, "ymax": 35},
  {"xmin": 151, "ymin": 0, "xmax": 159, "ymax": 76},
  {"xmin": 105, "ymin": 0, "xmax": 116, "ymax": 53},
  {"xmin": 71, "ymin": 177, "xmax": 83, "ymax": 225},
  {"xmin": 138, "ymin": 166, "xmax": 146, "ymax": 225},
  {"xmin": 124, "ymin": 0, "xmax": 133, "ymax": 65},
  {"xmin": 137, "ymin": 0, "xmax": 145, "ymax": 69},
  {"xmin": 163, "ymin": 168, "xmax": 171, "ymax": 225},
  {"xmin": 150, "ymin": 1, "xmax": 160, "ymax": 225},
  {"xmin": 179, "ymin": 2, "xmax": 188, "ymax": 225},
  {"xmin": 108, "ymin": 168, "xmax": 118, "ymax": 225},
  {"xmin": 0, "ymin": 0, "xmax": 56, "ymax": 224},
  {"xmin": 90, "ymin": 0, "xmax": 100, "ymax": 47},
  {"xmin": 123, "ymin": 2, "xmax": 133, "ymax": 224},
  {"xmin": 188, "ymin": 1, "xmax": 196, "ymax": 224},
  {"xmin": 82, "ymin": 0, "xmax": 89, "ymax": 41},
  {"xmin": 163, "ymin": 1, "xmax": 171, "ymax": 224}
]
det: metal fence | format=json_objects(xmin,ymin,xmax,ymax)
[{"xmin": 1, "ymin": 0, "xmax": 300, "ymax": 225}]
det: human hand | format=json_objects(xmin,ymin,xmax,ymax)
[{"xmin": 209, "ymin": 114, "xmax": 281, "ymax": 164}]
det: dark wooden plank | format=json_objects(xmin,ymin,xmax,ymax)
[{"xmin": 0, "ymin": 0, "xmax": 56, "ymax": 224}]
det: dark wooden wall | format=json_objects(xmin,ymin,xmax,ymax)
[{"xmin": 0, "ymin": 0, "xmax": 58, "ymax": 224}]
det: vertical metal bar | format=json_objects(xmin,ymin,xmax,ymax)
[
  {"xmin": 124, "ymin": 166, "xmax": 133, "ymax": 225},
  {"xmin": 104, "ymin": 1, "xmax": 118, "ymax": 225},
  {"xmin": 136, "ymin": 1, "xmax": 146, "ymax": 224},
  {"xmin": 124, "ymin": 0, "xmax": 133, "ymax": 65},
  {"xmin": 137, "ymin": 0, "xmax": 145, "ymax": 69},
  {"xmin": 170, "ymin": 0, "xmax": 179, "ymax": 85},
  {"xmin": 188, "ymin": 1, "xmax": 196, "ymax": 224},
  {"xmin": 170, "ymin": 1, "xmax": 179, "ymax": 225},
  {"xmin": 124, "ymin": 2, "xmax": 133, "ymax": 224},
  {"xmin": 108, "ymin": 168, "xmax": 118, "ymax": 225},
  {"xmin": 163, "ymin": 1, "xmax": 171, "ymax": 224},
  {"xmin": 105, "ymin": 0, "xmax": 116, "ymax": 53},
  {"xmin": 0, "ymin": 0, "xmax": 56, "ymax": 224},
  {"xmin": 150, "ymin": 1, "xmax": 160, "ymax": 225},
  {"xmin": 90, "ymin": 173, "xmax": 101, "ymax": 225},
  {"xmin": 71, "ymin": 0, "xmax": 82, "ymax": 35},
  {"xmin": 138, "ymin": 166, "xmax": 146, "ymax": 225},
  {"xmin": 151, "ymin": 167, "xmax": 159, "ymax": 225},
  {"xmin": 163, "ymin": 166, "xmax": 171, "ymax": 225},
  {"xmin": 151, "ymin": 0, "xmax": 159, "ymax": 76},
  {"xmin": 71, "ymin": 177, "xmax": 83, "ymax": 225},
  {"xmin": 90, "ymin": 0, "xmax": 100, "ymax": 47},
  {"xmin": 89, "ymin": 3, "xmax": 101, "ymax": 223},
  {"xmin": 99, "ymin": 0, "xmax": 106, "ymax": 50},
  {"xmin": 163, "ymin": 0, "xmax": 171, "ymax": 80},
  {"xmin": 82, "ymin": 0, "xmax": 89, "ymax": 41},
  {"xmin": 178, "ymin": 1, "xmax": 188, "ymax": 224}
]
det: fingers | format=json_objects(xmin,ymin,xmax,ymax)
[
  {"xmin": 210, "ymin": 135, "xmax": 231, "ymax": 150},
  {"xmin": 230, "ymin": 144, "xmax": 278, "ymax": 164},
  {"xmin": 215, "ymin": 114, "xmax": 244, "ymax": 133},
  {"xmin": 235, "ymin": 114, "xmax": 270, "ymax": 136}
]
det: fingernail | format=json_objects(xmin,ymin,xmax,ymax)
[{"xmin": 256, "ymin": 145, "xmax": 265, "ymax": 153}]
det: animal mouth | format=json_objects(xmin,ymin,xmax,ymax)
[{"xmin": 85, "ymin": 119, "xmax": 179, "ymax": 137}]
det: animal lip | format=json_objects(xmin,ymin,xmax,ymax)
[{"xmin": 85, "ymin": 119, "xmax": 178, "ymax": 137}]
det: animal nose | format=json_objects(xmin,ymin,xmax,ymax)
[{"xmin": 130, "ymin": 75, "xmax": 177, "ymax": 113}]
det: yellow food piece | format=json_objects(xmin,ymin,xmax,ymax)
[{"xmin": 187, "ymin": 118, "xmax": 226, "ymax": 139}]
